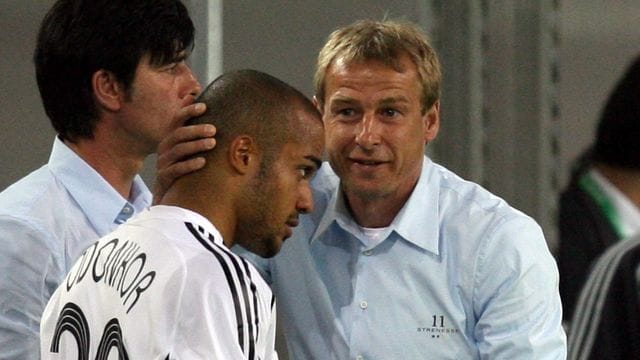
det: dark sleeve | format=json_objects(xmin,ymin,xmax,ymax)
[{"xmin": 557, "ymin": 182, "xmax": 619, "ymax": 321}]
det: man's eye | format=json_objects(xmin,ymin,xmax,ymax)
[
  {"xmin": 337, "ymin": 108, "xmax": 355, "ymax": 117},
  {"xmin": 163, "ymin": 64, "xmax": 177, "ymax": 73},
  {"xmin": 165, "ymin": 60, "xmax": 184, "ymax": 73},
  {"xmin": 298, "ymin": 167, "xmax": 316, "ymax": 179},
  {"xmin": 382, "ymin": 108, "xmax": 399, "ymax": 117}
]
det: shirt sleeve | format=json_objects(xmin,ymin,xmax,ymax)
[
  {"xmin": 0, "ymin": 215, "xmax": 64, "ymax": 359},
  {"xmin": 558, "ymin": 187, "xmax": 610, "ymax": 321},
  {"xmin": 473, "ymin": 216, "xmax": 567, "ymax": 359},
  {"xmin": 262, "ymin": 304, "xmax": 279, "ymax": 360}
]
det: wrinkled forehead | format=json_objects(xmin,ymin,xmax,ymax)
[
  {"xmin": 324, "ymin": 52, "xmax": 432, "ymax": 112},
  {"xmin": 333, "ymin": 48, "xmax": 414, "ymax": 73},
  {"xmin": 321, "ymin": 50, "xmax": 422, "ymax": 97},
  {"xmin": 324, "ymin": 53, "xmax": 422, "ymax": 93}
]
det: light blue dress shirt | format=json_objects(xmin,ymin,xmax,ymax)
[
  {"xmin": 245, "ymin": 156, "xmax": 566, "ymax": 359},
  {"xmin": 0, "ymin": 137, "xmax": 151, "ymax": 359}
]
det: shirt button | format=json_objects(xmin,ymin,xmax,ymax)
[
  {"xmin": 359, "ymin": 300, "xmax": 368, "ymax": 309},
  {"xmin": 356, "ymin": 355, "xmax": 364, "ymax": 360},
  {"xmin": 363, "ymin": 250, "xmax": 372, "ymax": 256}
]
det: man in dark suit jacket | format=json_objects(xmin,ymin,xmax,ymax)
[{"xmin": 559, "ymin": 53, "xmax": 640, "ymax": 322}]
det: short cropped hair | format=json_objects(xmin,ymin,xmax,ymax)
[
  {"xmin": 187, "ymin": 69, "xmax": 320, "ymax": 166},
  {"xmin": 593, "ymin": 54, "xmax": 640, "ymax": 169},
  {"xmin": 314, "ymin": 19, "xmax": 441, "ymax": 113},
  {"xmin": 34, "ymin": 0, "xmax": 195, "ymax": 141}
]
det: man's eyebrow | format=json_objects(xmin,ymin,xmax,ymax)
[
  {"xmin": 307, "ymin": 156, "xmax": 322, "ymax": 170},
  {"xmin": 379, "ymin": 96, "xmax": 410, "ymax": 105},
  {"xmin": 329, "ymin": 95, "xmax": 357, "ymax": 104},
  {"xmin": 329, "ymin": 95, "xmax": 410, "ymax": 106},
  {"xmin": 172, "ymin": 51, "xmax": 188, "ymax": 63}
]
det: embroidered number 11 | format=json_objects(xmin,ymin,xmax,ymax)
[{"xmin": 432, "ymin": 315, "xmax": 445, "ymax": 328}]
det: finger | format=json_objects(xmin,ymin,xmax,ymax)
[
  {"xmin": 157, "ymin": 123, "xmax": 216, "ymax": 154},
  {"xmin": 157, "ymin": 124, "xmax": 216, "ymax": 159},
  {"xmin": 173, "ymin": 102, "xmax": 207, "ymax": 127},
  {"xmin": 161, "ymin": 122, "xmax": 216, "ymax": 146},
  {"xmin": 163, "ymin": 157, "xmax": 207, "ymax": 178},
  {"xmin": 172, "ymin": 123, "xmax": 217, "ymax": 143},
  {"xmin": 157, "ymin": 137, "xmax": 216, "ymax": 168}
]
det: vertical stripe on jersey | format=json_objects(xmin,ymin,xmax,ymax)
[
  {"xmin": 221, "ymin": 247, "xmax": 257, "ymax": 360},
  {"xmin": 185, "ymin": 222, "xmax": 258, "ymax": 360},
  {"xmin": 241, "ymin": 259, "xmax": 261, "ymax": 341}
]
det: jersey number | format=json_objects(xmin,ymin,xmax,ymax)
[{"xmin": 49, "ymin": 302, "xmax": 129, "ymax": 359}]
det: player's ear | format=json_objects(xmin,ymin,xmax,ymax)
[
  {"xmin": 423, "ymin": 100, "xmax": 440, "ymax": 143},
  {"xmin": 228, "ymin": 135, "xmax": 258, "ymax": 175},
  {"xmin": 92, "ymin": 69, "xmax": 125, "ymax": 112}
]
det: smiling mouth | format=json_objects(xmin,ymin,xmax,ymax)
[{"xmin": 351, "ymin": 158, "xmax": 384, "ymax": 167}]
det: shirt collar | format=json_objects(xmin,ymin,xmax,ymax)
[
  {"xmin": 145, "ymin": 205, "xmax": 225, "ymax": 247},
  {"xmin": 48, "ymin": 136, "xmax": 152, "ymax": 236},
  {"xmin": 311, "ymin": 156, "xmax": 441, "ymax": 255},
  {"xmin": 590, "ymin": 168, "xmax": 640, "ymax": 238}
]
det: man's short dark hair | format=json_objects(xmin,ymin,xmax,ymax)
[
  {"xmin": 593, "ymin": 54, "xmax": 640, "ymax": 169},
  {"xmin": 187, "ymin": 69, "xmax": 320, "ymax": 168},
  {"xmin": 34, "ymin": 0, "xmax": 195, "ymax": 141}
]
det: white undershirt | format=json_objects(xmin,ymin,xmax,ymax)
[{"xmin": 358, "ymin": 226, "xmax": 390, "ymax": 249}]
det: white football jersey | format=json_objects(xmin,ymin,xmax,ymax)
[{"xmin": 40, "ymin": 205, "xmax": 278, "ymax": 360}]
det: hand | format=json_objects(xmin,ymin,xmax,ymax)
[{"xmin": 154, "ymin": 103, "xmax": 216, "ymax": 204}]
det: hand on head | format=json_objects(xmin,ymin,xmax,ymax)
[{"xmin": 153, "ymin": 103, "xmax": 216, "ymax": 204}]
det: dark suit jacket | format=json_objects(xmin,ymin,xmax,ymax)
[
  {"xmin": 568, "ymin": 236, "xmax": 640, "ymax": 359},
  {"xmin": 558, "ymin": 173, "xmax": 620, "ymax": 321}
]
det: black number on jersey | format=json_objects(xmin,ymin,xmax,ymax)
[{"xmin": 50, "ymin": 302, "xmax": 130, "ymax": 359}]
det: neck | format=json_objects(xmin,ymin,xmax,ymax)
[
  {"xmin": 343, "ymin": 186, "xmax": 414, "ymax": 228},
  {"xmin": 160, "ymin": 171, "xmax": 237, "ymax": 249},
  {"xmin": 64, "ymin": 135, "xmax": 144, "ymax": 200},
  {"xmin": 596, "ymin": 163, "xmax": 640, "ymax": 209}
]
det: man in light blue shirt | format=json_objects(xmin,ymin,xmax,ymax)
[
  {"xmin": 0, "ymin": 1, "xmax": 210, "ymax": 358},
  {"xmin": 0, "ymin": 137, "xmax": 152, "ymax": 359},
  {"xmin": 241, "ymin": 19, "xmax": 566, "ymax": 359}
]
